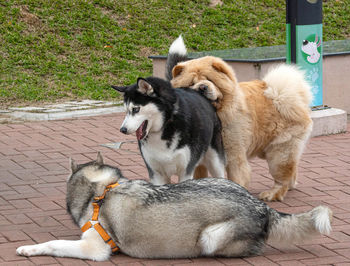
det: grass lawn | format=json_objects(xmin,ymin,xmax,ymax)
[{"xmin": 0, "ymin": 0, "xmax": 349, "ymax": 108}]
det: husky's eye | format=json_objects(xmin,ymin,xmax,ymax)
[{"xmin": 132, "ymin": 107, "xmax": 140, "ymax": 114}]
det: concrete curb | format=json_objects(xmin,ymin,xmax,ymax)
[
  {"xmin": 1, "ymin": 100, "xmax": 124, "ymax": 122},
  {"xmin": 10, "ymin": 106, "xmax": 124, "ymax": 121},
  {"xmin": 310, "ymin": 107, "xmax": 347, "ymax": 137}
]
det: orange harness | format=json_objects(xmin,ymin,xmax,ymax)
[{"xmin": 81, "ymin": 182, "xmax": 120, "ymax": 254}]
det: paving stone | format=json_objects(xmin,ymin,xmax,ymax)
[
  {"xmin": 300, "ymin": 255, "xmax": 349, "ymax": 265},
  {"xmin": 4, "ymin": 214, "xmax": 32, "ymax": 225},
  {"xmin": 336, "ymin": 249, "xmax": 350, "ymax": 260},
  {"xmin": 55, "ymin": 257, "xmax": 90, "ymax": 265},
  {"xmin": 179, "ymin": 258, "xmax": 225, "ymax": 266},
  {"xmin": 1, "ymin": 230, "xmax": 30, "ymax": 241},
  {"xmin": 29, "ymin": 256, "xmax": 59, "ymax": 265},
  {"xmin": 0, "ymin": 113, "xmax": 349, "ymax": 265},
  {"xmin": 28, "ymin": 198, "xmax": 61, "ymax": 211},
  {"xmin": 0, "ymin": 260, "xmax": 36, "ymax": 265},
  {"xmin": 216, "ymin": 257, "xmax": 251, "ymax": 265}
]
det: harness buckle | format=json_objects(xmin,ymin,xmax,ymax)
[{"xmin": 93, "ymin": 197, "xmax": 104, "ymax": 207}]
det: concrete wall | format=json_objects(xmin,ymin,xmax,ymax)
[
  {"xmin": 323, "ymin": 55, "xmax": 350, "ymax": 113},
  {"xmin": 152, "ymin": 54, "xmax": 350, "ymax": 113}
]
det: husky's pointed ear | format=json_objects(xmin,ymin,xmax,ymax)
[
  {"xmin": 96, "ymin": 152, "xmax": 104, "ymax": 165},
  {"xmin": 137, "ymin": 78, "xmax": 155, "ymax": 96},
  {"xmin": 70, "ymin": 158, "xmax": 78, "ymax": 173},
  {"xmin": 111, "ymin": 85, "xmax": 128, "ymax": 94},
  {"xmin": 172, "ymin": 65, "xmax": 184, "ymax": 78}
]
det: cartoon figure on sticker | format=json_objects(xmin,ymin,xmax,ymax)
[{"xmin": 301, "ymin": 34, "xmax": 321, "ymax": 64}]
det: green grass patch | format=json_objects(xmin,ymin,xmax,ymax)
[{"xmin": 0, "ymin": 0, "xmax": 349, "ymax": 107}]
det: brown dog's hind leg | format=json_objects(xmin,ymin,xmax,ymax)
[
  {"xmin": 194, "ymin": 165, "xmax": 208, "ymax": 179},
  {"xmin": 259, "ymin": 144, "xmax": 299, "ymax": 202}
]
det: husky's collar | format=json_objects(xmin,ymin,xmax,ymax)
[{"xmin": 81, "ymin": 182, "xmax": 120, "ymax": 254}]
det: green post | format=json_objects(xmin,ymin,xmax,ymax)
[{"xmin": 286, "ymin": 0, "xmax": 323, "ymax": 107}]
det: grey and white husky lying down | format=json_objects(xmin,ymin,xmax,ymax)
[{"xmin": 17, "ymin": 153, "xmax": 332, "ymax": 261}]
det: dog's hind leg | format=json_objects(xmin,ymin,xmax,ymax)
[
  {"xmin": 259, "ymin": 141, "xmax": 302, "ymax": 202},
  {"xmin": 259, "ymin": 126, "xmax": 311, "ymax": 202},
  {"xmin": 17, "ymin": 231, "xmax": 111, "ymax": 261},
  {"xmin": 202, "ymin": 148, "xmax": 226, "ymax": 179},
  {"xmin": 199, "ymin": 221, "xmax": 235, "ymax": 255},
  {"xmin": 199, "ymin": 220, "xmax": 264, "ymax": 257}
]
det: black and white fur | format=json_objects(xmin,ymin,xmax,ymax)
[
  {"xmin": 112, "ymin": 76, "xmax": 226, "ymax": 184},
  {"xmin": 165, "ymin": 35, "xmax": 188, "ymax": 81},
  {"xmin": 17, "ymin": 154, "xmax": 333, "ymax": 261}
]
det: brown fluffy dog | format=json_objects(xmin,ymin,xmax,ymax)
[{"xmin": 171, "ymin": 56, "xmax": 313, "ymax": 201}]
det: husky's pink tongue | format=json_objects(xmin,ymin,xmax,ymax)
[{"xmin": 136, "ymin": 120, "xmax": 148, "ymax": 140}]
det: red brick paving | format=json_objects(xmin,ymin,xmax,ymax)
[{"xmin": 0, "ymin": 113, "xmax": 350, "ymax": 265}]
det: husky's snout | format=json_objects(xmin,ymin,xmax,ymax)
[
  {"xmin": 120, "ymin": 127, "xmax": 128, "ymax": 134},
  {"xmin": 119, "ymin": 120, "xmax": 148, "ymax": 140}
]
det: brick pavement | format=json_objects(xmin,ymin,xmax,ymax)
[{"xmin": 0, "ymin": 113, "xmax": 350, "ymax": 266}]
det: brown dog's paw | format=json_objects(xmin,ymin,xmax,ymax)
[
  {"xmin": 259, "ymin": 190, "xmax": 283, "ymax": 202},
  {"xmin": 259, "ymin": 185, "xmax": 288, "ymax": 202}
]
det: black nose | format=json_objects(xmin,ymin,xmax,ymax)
[
  {"xmin": 120, "ymin": 127, "xmax": 127, "ymax": 134},
  {"xmin": 303, "ymin": 40, "xmax": 309, "ymax": 45},
  {"xmin": 199, "ymin": 84, "xmax": 208, "ymax": 91}
]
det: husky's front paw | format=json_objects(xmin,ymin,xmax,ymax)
[{"xmin": 17, "ymin": 245, "xmax": 40, "ymax": 257}]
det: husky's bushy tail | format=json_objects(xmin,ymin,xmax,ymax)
[
  {"xmin": 268, "ymin": 206, "xmax": 332, "ymax": 244},
  {"xmin": 263, "ymin": 64, "xmax": 313, "ymax": 122},
  {"xmin": 166, "ymin": 35, "xmax": 188, "ymax": 81}
]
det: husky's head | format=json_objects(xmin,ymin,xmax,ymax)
[
  {"xmin": 112, "ymin": 77, "xmax": 176, "ymax": 141},
  {"xmin": 68, "ymin": 152, "xmax": 123, "ymax": 186},
  {"xmin": 66, "ymin": 153, "xmax": 125, "ymax": 224}
]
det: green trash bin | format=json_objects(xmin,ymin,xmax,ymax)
[{"xmin": 286, "ymin": 0, "xmax": 323, "ymax": 107}]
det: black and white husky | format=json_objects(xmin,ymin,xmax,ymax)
[
  {"xmin": 17, "ymin": 154, "xmax": 332, "ymax": 261},
  {"xmin": 112, "ymin": 76, "xmax": 226, "ymax": 185}
]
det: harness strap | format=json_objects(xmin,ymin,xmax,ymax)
[
  {"xmin": 81, "ymin": 221, "xmax": 119, "ymax": 253},
  {"xmin": 81, "ymin": 182, "xmax": 120, "ymax": 254},
  {"xmin": 94, "ymin": 223, "xmax": 119, "ymax": 253},
  {"xmin": 92, "ymin": 202, "xmax": 100, "ymax": 220},
  {"xmin": 81, "ymin": 220, "xmax": 93, "ymax": 232}
]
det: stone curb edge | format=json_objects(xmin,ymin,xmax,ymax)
[{"xmin": 10, "ymin": 106, "xmax": 125, "ymax": 121}]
